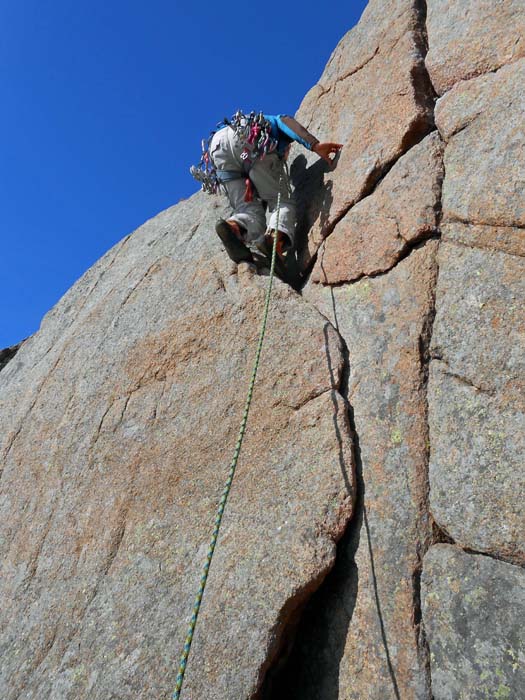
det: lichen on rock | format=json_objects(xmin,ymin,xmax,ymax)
[{"xmin": 1, "ymin": 0, "xmax": 525, "ymax": 698}]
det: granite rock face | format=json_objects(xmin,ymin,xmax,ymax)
[
  {"xmin": 2, "ymin": 0, "xmax": 525, "ymax": 698},
  {"xmin": 274, "ymin": 242, "xmax": 438, "ymax": 700},
  {"xmin": 429, "ymin": 244, "xmax": 525, "ymax": 563},
  {"xmin": 269, "ymin": 0, "xmax": 524, "ymax": 696},
  {"xmin": 422, "ymin": 545, "xmax": 525, "ymax": 700},
  {"xmin": 426, "ymin": 0, "xmax": 525, "ymax": 95},
  {"xmin": 311, "ymin": 132, "xmax": 443, "ymax": 284},
  {"xmin": 0, "ymin": 195, "xmax": 355, "ymax": 699},
  {"xmin": 289, "ymin": 0, "xmax": 435, "ymax": 263},
  {"xmin": 442, "ymin": 222, "xmax": 525, "ymax": 258},
  {"xmin": 436, "ymin": 59, "xmax": 525, "ymax": 229}
]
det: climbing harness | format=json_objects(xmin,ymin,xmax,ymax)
[
  {"xmin": 190, "ymin": 110, "xmax": 278, "ymax": 194},
  {"xmin": 172, "ymin": 177, "xmax": 283, "ymax": 700}
]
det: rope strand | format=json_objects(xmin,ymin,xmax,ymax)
[{"xmin": 172, "ymin": 174, "xmax": 283, "ymax": 700}]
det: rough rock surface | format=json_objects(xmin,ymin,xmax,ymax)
[
  {"xmin": 436, "ymin": 59, "xmax": 525, "ymax": 229},
  {"xmin": 422, "ymin": 545, "xmax": 525, "ymax": 700},
  {"xmin": 442, "ymin": 222, "xmax": 525, "ymax": 258},
  {"xmin": 0, "ymin": 195, "xmax": 355, "ymax": 699},
  {"xmin": 426, "ymin": 0, "xmax": 525, "ymax": 95},
  {"xmin": 429, "ymin": 243, "xmax": 525, "ymax": 563},
  {"xmin": 311, "ymin": 132, "xmax": 443, "ymax": 284},
  {"xmin": 288, "ymin": 0, "xmax": 435, "ymax": 263},
  {"xmin": 271, "ymin": 242, "xmax": 438, "ymax": 699},
  {"xmin": 2, "ymin": 0, "xmax": 525, "ymax": 698}
]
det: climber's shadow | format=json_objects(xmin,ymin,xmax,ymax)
[{"xmin": 289, "ymin": 154, "xmax": 334, "ymax": 267}]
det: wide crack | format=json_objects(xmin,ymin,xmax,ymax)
[
  {"xmin": 258, "ymin": 312, "xmax": 363, "ymax": 699},
  {"xmin": 257, "ymin": 0, "xmax": 442, "ymax": 696},
  {"xmin": 414, "ymin": 228, "xmax": 439, "ymax": 700}
]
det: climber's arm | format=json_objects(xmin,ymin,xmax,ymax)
[
  {"xmin": 276, "ymin": 115, "xmax": 319, "ymax": 150},
  {"xmin": 276, "ymin": 115, "xmax": 343, "ymax": 165}
]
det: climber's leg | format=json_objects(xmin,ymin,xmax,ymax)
[{"xmin": 209, "ymin": 129, "xmax": 267, "ymax": 244}]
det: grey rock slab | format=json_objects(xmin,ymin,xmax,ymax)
[
  {"xmin": 436, "ymin": 59, "xmax": 525, "ymax": 228},
  {"xmin": 431, "ymin": 242, "xmax": 525, "ymax": 393},
  {"xmin": 275, "ymin": 242, "xmax": 439, "ymax": 699},
  {"xmin": 426, "ymin": 0, "xmax": 525, "ymax": 95},
  {"xmin": 0, "ymin": 192, "xmax": 355, "ymax": 699},
  {"xmin": 429, "ymin": 242, "xmax": 525, "ymax": 562},
  {"xmin": 422, "ymin": 544, "xmax": 525, "ymax": 700},
  {"xmin": 442, "ymin": 222, "xmax": 525, "ymax": 258},
  {"xmin": 429, "ymin": 362, "xmax": 525, "ymax": 564}
]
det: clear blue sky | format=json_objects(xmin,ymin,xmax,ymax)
[{"xmin": 1, "ymin": 0, "xmax": 368, "ymax": 348}]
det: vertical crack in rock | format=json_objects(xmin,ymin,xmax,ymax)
[
  {"xmin": 253, "ymin": 562, "xmax": 340, "ymax": 700},
  {"xmin": 298, "ymin": 35, "xmax": 439, "ymax": 290},
  {"xmin": 269, "ymin": 4, "xmax": 444, "ymax": 698},
  {"xmin": 258, "ymin": 301, "xmax": 360, "ymax": 699},
  {"xmin": 414, "ymin": 2, "xmax": 437, "ymax": 697},
  {"xmin": 253, "ymin": 300, "xmax": 355, "ymax": 699},
  {"xmin": 414, "ymin": 239, "xmax": 439, "ymax": 700}
]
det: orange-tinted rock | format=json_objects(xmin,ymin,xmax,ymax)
[
  {"xmin": 289, "ymin": 0, "xmax": 435, "ymax": 264},
  {"xmin": 310, "ymin": 132, "xmax": 443, "ymax": 284},
  {"xmin": 0, "ymin": 193, "xmax": 355, "ymax": 699},
  {"xmin": 426, "ymin": 0, "xmax": 525, "ymax": 95}
]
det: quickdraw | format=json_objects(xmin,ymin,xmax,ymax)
[
  {"xmin": 229, "ymin": 109, "xmax": 278, "ymax": 162},
  {"xmin": 189, "ymin": 135, "xmax": 221, "ymax": 195}
]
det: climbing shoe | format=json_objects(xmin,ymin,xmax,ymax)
[{"xmin": 215, "ymin": 219, "xmax": 254, "ymax": 264}]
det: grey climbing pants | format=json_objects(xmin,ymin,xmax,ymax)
[{"xmin": 209, "ymin": 126, "xmax": 296, "ymax": 247}]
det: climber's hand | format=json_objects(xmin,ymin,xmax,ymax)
[{"xmin": 313, "ymin": 142, "xmax": 343, "ymax": 166}]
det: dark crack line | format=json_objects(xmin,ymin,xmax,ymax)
[
  {"xmin": 253, "ymin": 564, "xmax": 339, "ymax": 700},
  {"xmin": 430, "ymin": 358, "xmax": 496, "ymax": 396},
  {"xmin": 458, "ymin": 545, "xmax": 525, "ymax": 569},
  {"xmin": 313, "ymin": 232, "xmax": 441, "ymax": 291},
  {"xmin": 280, "ymin": 386, "xmax": 336, "ymax": 411},
  {"xmin": 440, "ymin": 234, "xmax": 525, "ymax": 258},
  {"xmin": 364, "ymin": 506, "xmax": 402, "ymax": 700},
  {"xmin": 430, "ymin": 516, "xmax": 525, "ymax": 568},
  {"xmin": 258, "ymin": 303, "xmax": 356, "ymax": 699},
  {"xmin": 445, "ymin": 215, "xmax": 525, "ymax": 233},
  {"xmin": 322, "ymin": 46, "xmax": 381, "ymax": 97},
  {"xmin": 414, "ymin": 193, "xmax": 440, "ymax": 700},
  {"xmin": 415, "ymin": 3, "xmax": 438, "ymax": 696}
]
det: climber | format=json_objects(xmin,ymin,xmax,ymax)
[{"xmin": 191, "ymin": 111, "xmax": 342, "ymax": 287}]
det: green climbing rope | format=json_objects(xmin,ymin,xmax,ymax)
[{"xmin": 172, "ymin": 184, "xmax": 283, "ymax": 700}]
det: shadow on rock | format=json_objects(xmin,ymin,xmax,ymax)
[{"xmin": 289, "ymin": 154, "xmax": 334, "ymax": 268}]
